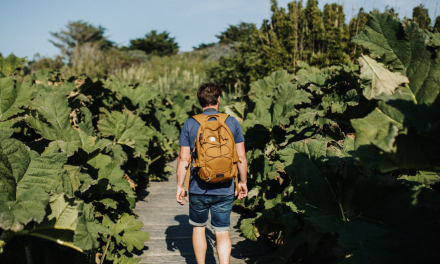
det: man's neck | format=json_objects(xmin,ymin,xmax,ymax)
[{"xmin": 202, "ymin": 105, "xmax": 219, "ymax": 112}]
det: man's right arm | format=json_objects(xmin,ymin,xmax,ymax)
[
  {"xmin": 235, "ymin": 142, "xmax": 248, "ymax": 200},
  {"xmin": 176, "ymin": 146, "xmax": 190, "ymax": 206}
]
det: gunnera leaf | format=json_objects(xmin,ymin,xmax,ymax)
[
  {"xmin": 358, "ymin": 55, "xmax": 409, "ymax": 99},
  {"xmin": 98, "ymin": 109, "xmax": 156, "ymax": 157},
  {"xmin": 0, "ymin": 77, "xmax": 34, "ymax": 121},
  {"xmin": 278, "ymin": 136, "xmax": 345, "ymax": 233},
  {"xmin": 16, "ymin": 152, "xmax": 71, "ymax": 197},
  {"xmin": 0, "ymin": 140, "xmax": 17, "ymax": 201},
  {"xmin": 0, "ymin": 186, "xmax": 49, "ymax": 232},
  {"xmin": 351, "ymin": 13, "xmax": 440, "ymax": 172},
  {"xmin": 240, "ymin": 218, "xmax": 259, "ymax": 241}
]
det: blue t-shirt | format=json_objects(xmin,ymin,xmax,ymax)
[{"xmin": 178, "ymin": 109, "xmax": 245, "ymax": 195}]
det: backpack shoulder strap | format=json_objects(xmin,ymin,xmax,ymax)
[
  {"xmin": 192, "ymin": 114, "xmax": 207, "ymax": 125},
  {"xmin": 216, "ymin": 113, "xmax": 229, "ymax": 123}
]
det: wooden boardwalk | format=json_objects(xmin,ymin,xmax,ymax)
[{"xmin": 133, "ymin": 159, "xmax": 271, "ymax": 264}]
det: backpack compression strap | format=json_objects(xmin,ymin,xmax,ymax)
[
  {"xmin": 185, "ymin": 159, "xmax": 191, "ymax": 191},
  {"xmin": 185, "ymin": 141, "xmax": 197, "ymax": 192}
]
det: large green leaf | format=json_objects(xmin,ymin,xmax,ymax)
[
  {"xmin": 351, "ymin": 13, "xmax": 440, "ymax": 172},
  {"xmin": 1, "ymin": 137, "xmax": 31, "ymax": 184},
  {"xmin": 43, "ymin": 132, "xmax": 111, "ymax": 157},
  {"xmin": 246, "ymin": 70, "xmax": 312, "ymax": 129},
  {"xmin": 0, "ymin": 54, "xmax": 26, "ymax": 77},
  {"xmin": 73, "ymin": 202, "xmax": 113, "ymax": 250},
  {"xmin": 45, "ymin": 194, "xmax": 81, "ymax": 230},
  {"xmin": 0, "ymin": 77, "xmax": 34, "ymax": 121},
  {"xmin": 272, "ymin": 83, "xmax": 311, "ymax": 127},
  {"xmin": 34, "ymin": 82, "xmax": 76, "ymax": 97},
  {"xmin": 338, "ymin": 177, "xmax": 440, "ymax": 263},
  {"xmin": 27, "ymin": 93, "xmax": 76, "ymax": 141},
  {"xmin": 0, "ymin": 140, "xmax": 16, "ymax": 201},
  {"xmin": 170, "ymin": 91, "xmax": 193, "ymax": 125},
  {"xmin": 74, "ymin": 215, "xmax": 113, "ymax": 250},
  {"xmin": 279, "ymin": 135, "xmax": 440, "ymax": 262},
  {"xmin": 98, "ymin": 109, "xmax": 155, "ymax": 157},
  {"xmin": 87, "ymin": 154, "xmax": 134, "ymax": 197},
  {"xmin": 0, "ymin": 136, "xmax": 50, "ymax": 232},
  {"xmin": 353, "ymin": 12, "xmax": 440, "ymax": 107},
  {"xmin": 78, "ymin": 106, "xmax": 95, "ymax": 136},
  {"xmin": 351, "ymin": 97, "xmax": 440, "ymax": 172},
  {"xmin": 278, "ymin": 136, "xmax": 344, "ymax": 233},
  {"xmin": 0, "ymin": 186, "xmax": 49, "ymax": 232},
  {"xmin": 358, "ymin": 55, "xmax": 409, "ymax": 99},
  {"xmin": 107, "ymin": 77, "xmax": 158, "ymax": 112},
  {"xmin": 249, "ymin": 70, "xmax": 294, "ymax": 98},
  {"xmin": 22, "ymin": 194, "xmax": 83, "ymax": 252},
  {"xmin": 154, "ymin": 110, "xmax": 179, "ymax": 143},
  {"xmin": 16, "ymin": 152, "xmax": 73, "ymax": 197},
  {"xmin": 399, "ymin": 171, "xmax": 440, "ymax": 186},
  {"xmin": 122, "ymin": 229, "xmax": 149, "ymax": 252},
  {"xmin": 26, "ymin": 92, "xmax": 91, "ymax": 156},
  {"xmin": 104, "ymin": 213, "xmax": 149, "ymax": 252},
  {"xmin": 64, "ymin": 165, "xmax": 95, "ymax": 193},
  {"xmin": 30, "ymin": 69, "xmax": 53, "ymax": 85},
  {"xmin": 224, "ymin": 101, "xmax": 247, "ymax": 122},
  {"xmin": 27, "ymin": 92, "xmax": 110, "ymax": 156}
]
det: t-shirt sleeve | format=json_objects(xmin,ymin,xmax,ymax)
[
  {"xmin": 231, "ymin": 118, "xmax": 245, "ymax": 143},
  {"xmin": 178, "ymin": 120, "xmax": 191, "ymax": 146}
]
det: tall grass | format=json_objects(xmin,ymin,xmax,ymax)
[
  {"xmin": 153, "ymin": 67, "xmax": 205, "ymax": 94},
  {"xmin": 29, "ymin": 45, "xmax": 216, "ymax": 93},
  {"xmin": 113, "ymin": 52, "xmax": 213, "ymax": 93}
]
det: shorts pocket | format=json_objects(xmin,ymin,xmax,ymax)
[{"xmin": 211, "ymin": 195, "xmax": 233, "ymax": 213}]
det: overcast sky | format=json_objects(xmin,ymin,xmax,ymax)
[{"xmin": 0, "ymin": 0, "xmax": 437, "ymax": 59}]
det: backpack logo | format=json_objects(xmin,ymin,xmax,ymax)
[
  {"xmin": 216, "ymin": 174, "xmax": 224, "ymax": 178},
  {"xmin": 210, "ymin": 137, "xmax": 216, "ymax": 142}
]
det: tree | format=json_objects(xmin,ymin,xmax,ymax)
[
  {"xmin": 435, "ymin": 16, "xmax": 440, "ymax": 32},
  {"xmin": 305, "ymin": 0, "xmax": 325, "ymax": 54},
  {"xmin": 193, "ymin": 22, "xmax": 256, "ymax": 51},
  {"xmin": 193, "ymin": 43, "xmax": 217, "ymax": 50},
  {"xmin": 412, "ymin": 4, "xmax": 431, "ymax": 30},
  {"xmin": 216, "ymin": 22, "xmax": 256, "ymax": 44},
  {"xmin": 50, "ymin": 20, "xmax": 113, "ymax": 57},
  {"xmin": 128, "ymin": 30, "xmax": 179, "ymax": 57},
  {"xmin": 347, "ymin": 8, "xmax": 369, "ymax": 58},
  {"xmin": 384, "ymin": 6, "xmax": 399, "ymax": 18}
]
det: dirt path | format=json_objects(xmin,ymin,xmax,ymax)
[{"xmin": 133, "ymin": 159, "xmax": 271, "ymax": 264}]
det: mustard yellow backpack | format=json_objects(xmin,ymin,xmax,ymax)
[{"xmin": 185, "ymin": 113, "xmax": 240, "ymax": 191}]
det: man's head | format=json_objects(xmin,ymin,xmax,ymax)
[{"xmin": 197, "ymin": 83, "xmax": 221, "ymax": 108}]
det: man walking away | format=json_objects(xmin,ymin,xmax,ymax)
[{"xmin": 176, "ymin": 83, "xmax": 248, "ymax": 264}]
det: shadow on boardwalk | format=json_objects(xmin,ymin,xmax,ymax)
[
  {"xmin": 165, "ymin": 215, "xmax": 217, "ymax": 263},
  {"xmin": 132, "ymin": 159, "xmax": 272, "ymax": 263}
]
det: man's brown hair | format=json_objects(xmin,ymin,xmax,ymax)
[{"xmin": 197, "ymin": 83, "xmax": 221, "ymax": 107}]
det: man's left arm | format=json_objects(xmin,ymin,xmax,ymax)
[{"xmin": 176, "ymin": 146, "xmax": 190, "ymax": 206}]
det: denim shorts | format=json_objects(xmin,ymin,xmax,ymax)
[{"xmin": 188, "ymin": 194, "xmax": 234, "ymax": 232}]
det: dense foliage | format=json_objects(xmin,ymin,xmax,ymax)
[
  {"xmin": 227, "ymin": 12, "xmax": 440, "ymax": 263},
  {"xmin": 208, "ymin": 0, "xmax": 439, "ymax": 94},
  {"xmin": 0, "ymin": 58, "xmax": 199, "ymax": 263},
  {"xmin": 208, "ymin": 0, "xmax": 368, "ymax": 92},
  {"xmin": 3, "ymin": 2, "xmax": 440, "ymax": 263},
  {"xmin": 125, "ymin": 30, "xmax": 179, "ymax": 57}
]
